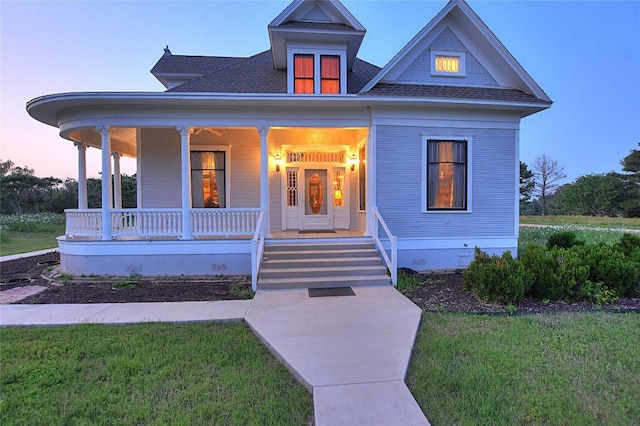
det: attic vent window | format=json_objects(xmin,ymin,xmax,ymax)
[{"xmin": 431, "ymin": 50, "xmax": 465, "ymax": 77}]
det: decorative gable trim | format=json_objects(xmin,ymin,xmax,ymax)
[
  {"xmin": 360, "ymin": 0, "xmax": 551, "ymax": 103},
  {"xmin": 269, "ymin": 0, "xmax": 365, "ymax": 31},
  {"xmin": 268, "ymin": 0, "xmax": 366, "ymax": 71}
]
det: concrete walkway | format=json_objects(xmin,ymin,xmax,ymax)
[{"xmin": 0, "ymin": 286, "xmax": 428, "ymax": 425}]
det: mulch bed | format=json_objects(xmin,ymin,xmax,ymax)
[{"xmin": 2, "ymin": 253, "xmax": 639, "ymax": 313}]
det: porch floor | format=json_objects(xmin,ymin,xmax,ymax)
[{"xmin": 270, "ymin": 229, "xmax": 365, "ymax": 239}]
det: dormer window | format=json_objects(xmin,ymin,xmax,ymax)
[
  {"xmin": 294, "ymin": 54, "xmax": 314, "ymax": 93},
  {"xmin": 320, "ymin": 55, "xmax": 340, "ymax": 94},
  {"xmin": 288, "ymin": 47, "xmax": 346, "ymax": 94},
  {"xmin": 431, "ymin": 50, "xmax": 465, "ymax": 77}
]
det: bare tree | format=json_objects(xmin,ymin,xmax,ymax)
[{"xmin": 533, "ymin": 154, "xmax": 566, "ymax": 216}]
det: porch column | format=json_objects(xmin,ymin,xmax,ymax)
[
  {"xmin": 75, "ymin": 143, "xmax": 88, "ymax": 209},
  {"xmin": 98, "ymin": 126, "xmax": 113, "ymax": 239},
  {"xmin": 178, "ymin": 126, "xmax": 193, "ymax": 239},
  {"xmin": 258, "ymin": 126, "xmax": 270, "ymax": 236},
  {"xmin": 112, "ymin": 152, "xmax": 122, "ymax": 209},
  {"xmin": 365, "ymin": 125, "xmax": 377, "ymax": 236}
]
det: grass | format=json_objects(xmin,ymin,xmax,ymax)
[
  {"xmin": 0, "ymin": 213, "xmax": 65, "ymax": 256},
  {"xmin": 407, "ymin": 312, "xmax": 640, "ymax": 425},
  {"xmin": 0, "ymin": 230, "xmax": 63, "ymax": 256},
  {"xmin": 519, "ymin": 224, "xmax": 630, "ymax": 247},
  {"xmin": 0, "ymin": 322, "xmax": 312, "ymax": 425},
  {"xmin": 521, "ymin": 215, "xmax": 640, "ymax": 230}
]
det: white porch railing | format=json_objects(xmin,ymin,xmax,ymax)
[
  {"xmin": 65, "ymin": 208, "xmax": 262, "ymax": 239},
  {"xmin": 192, "ymin": 208, "xmax": 261, "ymax": 237},
  {"xmin": 373, "ymin": 208, "xmax": 398, "ymax": 286},
  {"xmin": 250, "ymin": 211, "xmax": 266, "ymax": 291},
  {"xmin": 65, "ymin": 209, "xmax": 103, "ymax": 236},
  {"xmin": 112, "ymin": 209, "xmax": 182, "ymax": 237}
]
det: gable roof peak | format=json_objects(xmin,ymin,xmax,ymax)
[
  {"xmin": 361, "ymin": 0, "xmax": 551, "ymax": 103},
  {"xmin": 268, "ymin": 0, "xmax": 366, "ymax": 70}
]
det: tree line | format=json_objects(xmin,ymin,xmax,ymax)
[
  {"xmin": 0, "ymin": 159, "xmax": 136, "ymax": 215},
  {"xmin": 520, "ymin": 144, "xmax": 640, "ymax": 218}
]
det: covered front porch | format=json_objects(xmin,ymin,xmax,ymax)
[{"xmin": 58, "ymin": 123, "xmax": 397, "ymax": 289}]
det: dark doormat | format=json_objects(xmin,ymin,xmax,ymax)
[
  {"xmin": 298, "ymin": 229, "xmax": 337, "ymax": 234},
  {"xmin": 309, "ymin": 287, "xmax": 356, "ymax": 297}
]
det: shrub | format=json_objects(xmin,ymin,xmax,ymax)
[
  {"xmin": 616, "ymin": 233, "xmax": 640, "ymax": 261},
  {"xmin": 521, "ymin": 244, "xmax": 589, "ymax": 300},
  {"xmin": 577, "ymin": 280, "xmax": 619, "ymax": 307},
  {"xmin": 464, "ymin": 248, "xmax": 533, "ymax": 305},
  {"xmin": 575, "ymin": 243, "xmax": 639, "ymax": 297},
  {"xmin": 546, "ymin": 231, "xmax": 585, "ymax": 250}
]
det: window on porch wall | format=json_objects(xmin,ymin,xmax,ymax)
[
  {"xmin": 294, "ymin": 54, "xmax": 314, "ymax": 94},
  {"xmin": 191, "ymin": 151, "xmax": 226, "ymax": 208}
]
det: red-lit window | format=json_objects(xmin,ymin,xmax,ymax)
[
  {"xmin": 320, "ymin": 55, "xmax": 340, "ymax": 94},
  {"xmin": 294, "ymin": 54, "xmax": 314, "ymax": 94}
]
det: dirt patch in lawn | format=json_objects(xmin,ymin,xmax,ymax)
[{"xmin": 2, "ymin": 253, "xmax": 639, "ymax": 314}]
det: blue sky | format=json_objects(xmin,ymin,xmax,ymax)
[{"xmin": 1, "ymin": 0, "xmax": 639, "ymax": 182}]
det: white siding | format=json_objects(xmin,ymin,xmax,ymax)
[
  {"xmin": 376, "ymin": 125, "xmax": 516, "ymax": 238},
  {"xmin": 140, "ymin": 128, "xmax": 181, "ymax": 208},
  {"xmin": 395, "ymin": 28, "xmax": 498, "ymax": 87}
]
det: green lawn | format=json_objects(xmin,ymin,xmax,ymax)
[
  {"xmin": 0, "ymin": 230, "xmax": 61, "ymax": 256},
  {"xmin": 0, "ymin": 322, "xmax": 312, "ymax": 425},
  {"xmin": 407, "ymin": 312, "xmax": 640, "ymax": 425},
  {"xmin": 518, "ymin": 224, "xmax": 629, "ymax": 247},
  {"xmin": 521, "ymin": 215, "xmax": 640, "ymax": 230}
]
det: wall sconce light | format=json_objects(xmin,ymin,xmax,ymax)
[
  {"xmin": 274, "ymin": 152, "xmax": 282, "ymax": 172},
  {"xmin": 349, "ymin": 152, "xmax": 357, "ymax": 171}
]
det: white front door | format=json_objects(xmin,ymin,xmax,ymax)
[{"xmin": 302, "ymin": 168, "xmax": 332, "ymax": 230}]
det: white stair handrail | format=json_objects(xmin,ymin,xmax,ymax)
[
  {"xmin": 250, "ymin": 210, "xmax": 266, "ymax": 291},
  {"xmin": 373, "ymin": 208, "xmax": 397, "ymax": 286}
]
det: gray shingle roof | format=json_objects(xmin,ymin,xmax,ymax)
[
  {"xmin": 166, "ymin": 50, "xmax": 381, "ymax": 94},
  {"xmin": 151, "ymin": 55, "xmax": 243, "ymax": 75},
  {"xmin": 361, "ymin": 83, "xmax": 550, "ymax": 103}
]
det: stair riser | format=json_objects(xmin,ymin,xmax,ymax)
[
  {"xmin": 261, "ymin": 258, "xmax": 383, "ymax": 269},
  {"xmin": 265, "ymin": 244, "xmax": 376, "ymax": 252},
  {"xmin": 260, "ymin": 267, "xmax": 388, "ymax": 279},
  {"xmin": 265, "ymin": 250, "xmax": 379, "ymax": 260},
  {"xmin": 259, "ymin": 278, "xmax": 391, "ymax": 290}
]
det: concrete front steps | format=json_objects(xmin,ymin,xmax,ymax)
[{"xmin": 257, "ymin": 240, "xmax": 391, "ymax": 290}]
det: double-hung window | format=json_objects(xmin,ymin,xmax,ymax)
[{"xmin": 424, "ymin": 139, "xmax": 469, "ymax": 211}]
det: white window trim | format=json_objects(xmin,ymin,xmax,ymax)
[
  {"xmin": 357, "ymin": 139, "xmax": 367, "ymax": 213},
  {"xmin": 421, "ymin": 135, "xmax": 473, "ymax": 214},
  {"xmin": 190, "ymin": 145, "xmax": 231, "ymax": 209},
  {"xmin": 430, "ymin": 50, "xmax": 466, "ymax": 77},
  {"xmin": 287, "ymin": 44, "xmax": 347, "ymax": 94}
]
